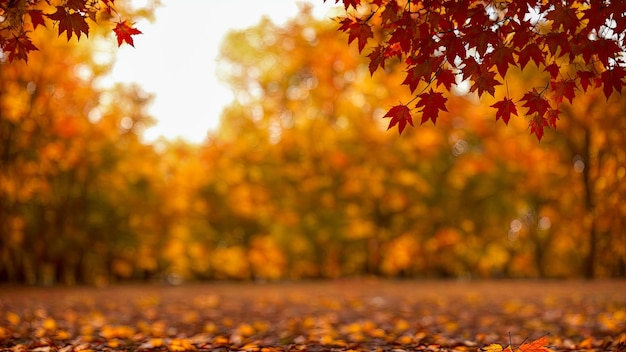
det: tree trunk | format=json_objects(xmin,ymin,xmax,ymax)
[{"xmin": 581, "ymin": 127, "xmax": 596, "ymax": 279}]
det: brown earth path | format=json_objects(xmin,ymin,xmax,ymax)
[{"xmin": 0, "ymin": 279, "xmax": 625, "ymax": 351}]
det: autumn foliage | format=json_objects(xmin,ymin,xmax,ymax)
[
  {"xmin": 1, "ymin": 5, "xmax": 625, "ymax": 284},
  {"xmin": 327, "ymin": 0, "xmax": 626, "ymax": 140},
  {"xmin": 1, "ymin": 5, "xmax": 624, "ymax": 351},
  {"xmin": 0, "ymin": 0, "xmax": 142, "ymax": 62},
  {"xmin": 1, "ymin": 281, "xmax": 625, "ymax": 351}
]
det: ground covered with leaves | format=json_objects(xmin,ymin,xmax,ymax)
[{"xmin": 0, "ymin": 280, "xmax": 624, "ymax": 352}]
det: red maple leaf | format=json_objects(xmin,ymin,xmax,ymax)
[
  {"xmin": 469, "ymin": 69, "xmax": 501, "ymax": 97},
  {"xmin": 461, "ymin": 56, "xmax": 481, "ymax": 82},
  {"xmin": 449, "ymin": 0, "xmax": 480, "ymax": 28},
  {"xmin": 518, "ymin": 43, "xmax": 545, "ymax": 69},
  {"xmin": 416, "ymin": 89, "xmax": 448, "ymax": 124},
  {"xmin": 113, "ymin": 21, "xmax": 142, "ymax": 47},
  {"xmin": 4, "ymin": 33, "xmax": 39, "ymax": 62},
  {"xmin": 367, "ymin": 46, "xmax": 385, "ymax": 74},
  {"xmin": 543, "ymin": 63, "xmax": 560, "ymax": 80},
  {"xmin": 543, "ymin": 32, "xmax": 570, "ymax": 59},
  {"xmin": 28, "ymin": 10, "xmax": 47, "ymax": 29},
  {"xmin": 403, "ymin": 60, "xmax": 435, "ymax": 93},
  {"xmin": 466, "ymin": 26, "xmax": 498, "ymax": 56},
  {"xmin": 441, "ymin": 33, "xmax": 467, "ymax": 65},
  {"xmin": 380, "ymin": 0, "xmax": 400, "ymax": 24},
  {"xmin": 581, "ymin": 3, "xmax": 611, "ymax": 32},
  {"xmin": 545, "ymin": 3, "xmax": 580, "ymax": 34},
  {"xmin": 389, "ymin": 26, "xmax": 412, "ymax": 54},
  {"xmin": 510, "ymin": 25, "xmax": 533, "ymax": 49},
  {"xmin": 329, "ymin": 0, "xmax": 626, "ymax": 142},
  {"xmin": 384, "ymin": 104, "xmax": 414, "ymax": 134},
  {"xmin": 550, "ymin": 79, "xmax": 577, "ymax": 104},
  {"xmin": 66, "ymin": 0, "xmax": 88, "ymax": 11},
  {"xmin": 545, "ymin": 108, "xmax": 560, "ymax": 129},
  {"xmin": 577, "ymin": 70, "xmax": 598, "ymax": 92},
  {"xmin": 354, "ymin": 22, "xmax": 373, "ymax": 53},
  {"xmin": 592, "ymin": 38, "xmax": 623, "ymax": 68},
  {"xmin": 47, "ymin": 6, "xmax": 89, "ymax": 41},
  {"xmin": 601, "ymin": 68, "xmax": 626, "ymax": 100},
  {"xmin": 521, "ymin": 89, "xmax": 551, "ymax": 116},
  {"xmin": 435, "ymin": 69, "xmax": 456, "ymax": 91},
  {"xmin": 340, "ymin": 18, "xmax": 372, "ymax": 53},
  {"xmin": 488, "ymin": 45, "xmax": 516, "ymax": 77},
  {"xmin": 327, "ymin": 0, "xmax": 360, "ymax": 10},
  {"xmin": 529, "ymin": 115, "xmax": 548, "ymax": 141},
  {"xmin": 490, "ymin": 97, "xmax": 518, "ymax": 125}
]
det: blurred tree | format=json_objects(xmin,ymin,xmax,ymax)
[
  {"xmin": 1, "ymin": 28, "xmax": 105, "ymax": 283},
  {"xmin": 553, "ymin": 92, "xmax": 626, "ymax": 278},
  {"xmin": 213, "ymin": 6, "xmax": 625, "ymax": 279},
  {"xmin": 215, "ymin": 8, "xmax": 461, "ymax": 278},
  {"xmin": 0, "ymin": 26, "xmax": 160, "ymax": 284}
]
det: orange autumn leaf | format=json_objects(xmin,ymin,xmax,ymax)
[
  {"xmin": 517, "ymin": 336, "xmax": 550, "ymax": 352},
  {"xmin": 481, "ymin": 336, "xmax": 549, "ymax": 352}
]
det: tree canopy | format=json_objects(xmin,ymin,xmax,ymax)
[{"xmin": 327, "ymin": 0, "xmax": 626, "ymax": 140}]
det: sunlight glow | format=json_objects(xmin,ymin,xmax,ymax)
[
  {"xmin": 573, "ymin": 155, "xmax": 585, "ymax": 173},
  {"xmin": 538, "ymin": 216, "xmax": 551, "ymax": 230},
  {"xmin": 509, "ymin": 219, "xmax": 523, "ymax": 233},
  {"xmin": 108, "ymin": 0, "xmax": 336, "ymax": 144}
]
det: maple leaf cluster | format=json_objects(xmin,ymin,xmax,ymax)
[
  {"xmin": 0, "ymin": 0, "xmax": 141, "ymax": 63},
  {"xmin": 328, "ymin": 0, "xmax": 626, "ymax": 140}
]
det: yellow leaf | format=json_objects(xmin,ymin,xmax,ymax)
[
  {"xmin": 320, "ymin": 335, "xmax": 335, "ymax": 345},
  {"xmin": 394, "ymin": 319, "xmax": 410, "ymax": 332},
  {"xmin": 151, "ymin": 338, "xmax": 164, "ymax": 347},
  {"xmin": 237, "ymin": 323, "xmax": 255, "ymax": 337},
  {"xmin": 169, "ymin": 337, "xmax": 196, "ymax": 351},
  {"xmin": 396, "ymin": 335, "xmax": 414, "ymax": 344},
  {"xmin": 42, "ymin": 317, "xmax": 57, "ymax": 331},
  {"xmin": 481, "ymin": 344, "xmax": 504, "ymax": 352},
  {"xmin": 203, "ymin": 322, "xmax": 217, "ymax": 334},
  {"xmin": 369, "ymin": 328, "xmax": 386, "ymax": 338},
  {"xmin": 54, "ymin": 330, "xmax": 71, "ymax": 340},
  {"xmin": 6, "ymin": 312, "xmax": 21, "ymax": 325},
  {"xmin": 240, "ymin": 343, "xmax": 260, "ymax": 351},
  {"xmin": 213, "ymin": 335, "xmax": 230, "ymax": 345}
]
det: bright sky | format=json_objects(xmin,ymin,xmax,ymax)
[{"xmin": 109, "ymin": 0, "xmax": 337, "ymax": 143}]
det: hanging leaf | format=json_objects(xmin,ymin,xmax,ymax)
[
  {"xmin": 384, "ymin": 104, "xmax": 414, "ymax": 135},
  {"xmin": 491, "ymin": 97, "xmax": 518, "ymax": 125},
  {"xmin": 47, "ymin": 6, "xmax": 89, "ymax": 41},
  {"xmin": 113, "ymin": 21, "xmax": 143, "ymax": 47}
]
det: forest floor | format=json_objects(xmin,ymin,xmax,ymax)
[{"xmin": 0, "ymin": 279, "xmax": 624, "ymax": 352}]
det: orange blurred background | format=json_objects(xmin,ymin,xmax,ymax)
[{"xmin": 1, "ymin": 5, "xmax": 624, "ymax": 285}]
